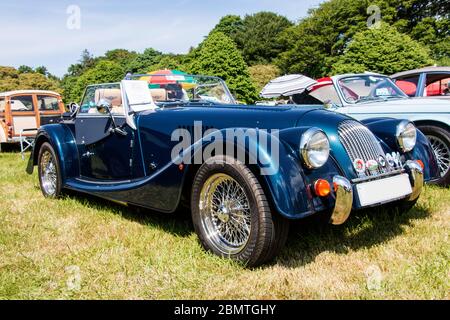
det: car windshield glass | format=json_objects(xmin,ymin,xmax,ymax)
[
  {"xmin": 129, "ymin": 73, "xmax": 235, "ymax": 105},
  {"xmin": 337, "ymin": 75, "xmax": 407, "ymax": 104}
]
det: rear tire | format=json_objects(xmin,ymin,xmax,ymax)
[
  {"xmin": 191, "ymin": 156, "xmax": 288, "ymax": 267},
  {"xmin": 418, "ymin": 125, "xmax": 450, "ymax": 186},
  {"xmin": 38, "ymin": 142, "xmax": 63, "ymax": 198}
]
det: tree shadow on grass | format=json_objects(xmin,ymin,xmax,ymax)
[
  {"xmin": 56, "ymin": 189, "xmax": 433, "ymax": 269},
  {"xmin": 275, "ymin": 203, "xmax": 432, "ymax": 268},
  {"xmin": 62, "ymin": 190, "xmax": 194, "ymax": 238}
]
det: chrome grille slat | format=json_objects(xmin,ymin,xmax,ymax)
[{"xmin": 338, "ymin": 120, "xmax": 389, "ymax": 176}]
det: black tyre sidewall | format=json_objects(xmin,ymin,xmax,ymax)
[
  {"xmin": 418, "ymin": 125, "xmax": 450, "ymax": 186},
  {"xmin": 38, "ymin": 142, "xmax": 62, "ymax": 198},
  {"xmin": 191, "ymin": 156, "xmax": 274, "ymax": 267}
]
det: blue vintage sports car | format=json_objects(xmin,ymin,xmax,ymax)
[{"xmin": 27, "ymin": 74, "xmax": 440, "ymax": 267}]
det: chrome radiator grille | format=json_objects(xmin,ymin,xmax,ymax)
[{"xmin": 338, "ymin": 120, "xmax": 387, "ymax": 176}]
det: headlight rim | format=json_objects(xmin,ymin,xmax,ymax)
[
  {"xmin": 396, "ymin": 120, "xmax": 417, "ymax": 153},
  {"xmin": 300, "ymin": 127, "xmax": 330, "ymax": 169}
]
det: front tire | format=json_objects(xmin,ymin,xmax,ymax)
[
  {"xmin": 191, "ymin": 156, "xmax": 288, "ymax": 267},
  {"xmin": 418, "ymin": 125, "xmax": 450, "ymax": 186},
  {"xmin": 38, "ymin": 142, "xmax": 63, "ymax": 198}
]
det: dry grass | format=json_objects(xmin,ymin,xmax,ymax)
[{"xmin": 0, "ymin": 152, "xmax": 449, "ymax": 299}]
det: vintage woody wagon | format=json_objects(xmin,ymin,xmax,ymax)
[{"xmin": 0, "ymin": 90, "xmax": 65, "ymax": 149}]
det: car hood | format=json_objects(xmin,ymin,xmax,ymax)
[{"xmin": 353, "ymin": 97, "xmax": 450, "ymax": 112}]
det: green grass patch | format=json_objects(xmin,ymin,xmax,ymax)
[{"xmin": 0, "ymin": 152, "xmax": 449, "ymax": 299}]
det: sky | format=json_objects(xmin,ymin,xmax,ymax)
[{"xmin": 0, "ymin": 0, "xmax": 324, "ymax": 77}]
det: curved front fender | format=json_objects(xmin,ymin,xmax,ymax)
[
  {"xmin": 32, "ymin": 124, "xmax": 79, "ymax": 183},
  {"xmin": 362, "ymin": 118, "xmax": 440, "ymax": 182},
  {"xmin": 182, "ymin": 127, "xmax": 335, "ymax": 219}
]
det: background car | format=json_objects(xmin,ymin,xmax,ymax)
[
  {"xmin": 392, "ymin": 66, "xmax": 450, "ymax": 99},
  {"xmin": 293, "ymin": 73, "xmax": 450, "ymax": 186},
  {"xmin": 27, "ymin": 74, "xmax": 439, "ymax": 267},
  {"xmin": 0, "ymin": 90, "xmax": 65, "ymax": 151}
]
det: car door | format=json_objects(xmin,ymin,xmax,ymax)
[
  {"xmin": 75, "ymin": 83, "xmax": 136, "ymax": 181},
  {"xmin": 423, "ymin": 72, "xmax": 450, "ymax": 99}
]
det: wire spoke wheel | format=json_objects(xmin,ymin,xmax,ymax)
[
  {"xmin": 39, "ymin": 150, "xmax": 57, "ymax": 196},
  {"xmin": 428, "ymin": 135, "xmax": 450, "ymax": 178},
  {"xmin": 199, "ymin": 173, "xmax": 251, "ymax": 255}
]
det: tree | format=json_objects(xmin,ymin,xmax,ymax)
[
  {"xmin": 66, "ymin": 49, "xmax": 97, "ymax": 77},
  {"xmin": 331, "ymin": 23, "xmax": 434, "ymax": 75},
  {"xmin": 18, "ymin": 65, "xmax": 34, "ymax": 74},
  {"xmin": 102, "ymin": 49, "xmax": 138, "ymax": 72},
  {"xmin": 127, "ymin": 48, "xmax": 162, "ymax": 73},
  {"xmin": 147, "ymin": 54, "xmax": 186, "ymax": 72},
  {"xmin": 186, "ymin": 32, "xmax": 258, "ymax": 103},
  {"xmin": 237, "ymin": 12, "xmax": 293, "ymax": 65},
  {"xmin": 248, "ymin": 64, "xmax": 281, "ymax": 93},
  {"xmin": 68, "ymin": 60, "xmax": 124, "ymax": 103},
  {"xmin": 0, "ymin": 66, "xmax": 62, "ymax": 93},
  {"xmin": 35, "ymin": 66, "xmax": 48, "ymax": 76},
  {"xmin": 16, "ymin": 73, "xmax": 62, "ymax": 92},
  {"xmin": 210, "ymin": 15, "xmax": 243, "ymax": 39},
  {"xmin": 210, "ymin": 12, "xmax": 293, "ymax": 66},
  {"xmin": 276, "ymin": 0, "xmax": 449, "ymax": 77}
]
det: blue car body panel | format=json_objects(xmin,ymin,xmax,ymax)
[{"xmin": 31, "ymin": 104, "xmax": 440, "ymax": 219}]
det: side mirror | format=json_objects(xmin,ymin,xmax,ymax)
[{"xmin": 96, "ymin": 99, "xmax": 112, "ymax": 114}]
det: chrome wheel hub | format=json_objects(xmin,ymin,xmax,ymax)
[
  {"xmin": 199, "ymin": 173, "xmax": 251, "ymax": 255},
  {"xmin": 427, "ymin": 135, "xmax": 450, "ymax": 177},
  {"xmin": 40, "ymin": 151, "xmax": 57, "ymax": 195}
]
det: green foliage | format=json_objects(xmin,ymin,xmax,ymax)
[
  {"xmin": 67, "ymin": 60, "xmax": 124, "ymax": 103},
  {"xmin": 8, "ymin": 6, "xmax": 447, "ymax": 104},
  {"xmin": 102, "ymin": 49, "xmax": 138, "ymax": 72},
  {"xmin": 210, "ymin": 15, "xmax": 243, "ymax": 39},
  {"xmin": 237, "ymin": 12, "xmax": 293, "ymax": 65},
  {"xmin": 18, "ymin": 65, "xmax": 34, "ymax": 74},
  {"xmin": 186, "ymin": 32, "xmax": 258, "ymax": 103},
  {"xmin": 248, "ymin": 64, "xmax": 281, "ymax": 93},
  {"xmin": 127, "ymin": 48, "xmax": 162, "ymax": 73},
  {"xmin": 332, "ymin": 23, "xmax": 434, "ymax": 75},
  {"xmin": 0, "ymin": 66, "xmax": 62, "ymax": 93},
  {"xmin": 211, "ymin": 12, "xmax": 292, "ymax": 66},
  {"xmin": 276, "ymin": 0, "xmax": 449, "ymax": 78},
  {"xmin": 66, "ymin": 49, "xmax": 97, "ymax": 77},
  {"xmin": 147, "ymin": 54, "xmax": 186, "ymax": 72},
  {"xmin": 34, "ymin": 66, "xmax": 48, "ymax": 76}
]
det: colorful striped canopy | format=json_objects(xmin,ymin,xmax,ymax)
[{"xmin": 140, "ymin": 70, "xmax": 196, "ymax": 89}]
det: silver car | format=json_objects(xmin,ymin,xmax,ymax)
[{"xmin": 296, "ymin": 73, "xmax": 450, "ymax": 186}]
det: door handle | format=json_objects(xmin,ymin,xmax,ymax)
[{"xmin": 109, "ymin": 127, "xmax": 128, "ymax": 136}]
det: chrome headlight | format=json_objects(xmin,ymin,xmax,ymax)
[
  {"xmin": 300, "ymin": 128, "xmax": 330, "ymax": 169},
  {"xmin": 396, "ymin": 121, "xmax": 417, "ymax": 152}
]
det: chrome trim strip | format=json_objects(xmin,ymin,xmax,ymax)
[{"xmin": 351, "ymin": 169, "xmax": 405, "ymax": 183}]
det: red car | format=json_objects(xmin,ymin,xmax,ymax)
[{"xmin": 391, "ymin": 66, "xmax": 450, "ymax": 99}]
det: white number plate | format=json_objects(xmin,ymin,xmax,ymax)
[{"xmin": 356, "ymin": 174, "xmax": 412, "ymax": 207}]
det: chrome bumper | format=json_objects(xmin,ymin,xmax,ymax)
[
  {"xmin": 329, "ymin": 161, "xmax": 424, "ymax": 226},
  {"xmin": 404, "ymin": 160, "xmax": 424, "ymax": 202},
  {"xmin": 329, "ymin": 176, "xmax": 353, "ymax": 225}
]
